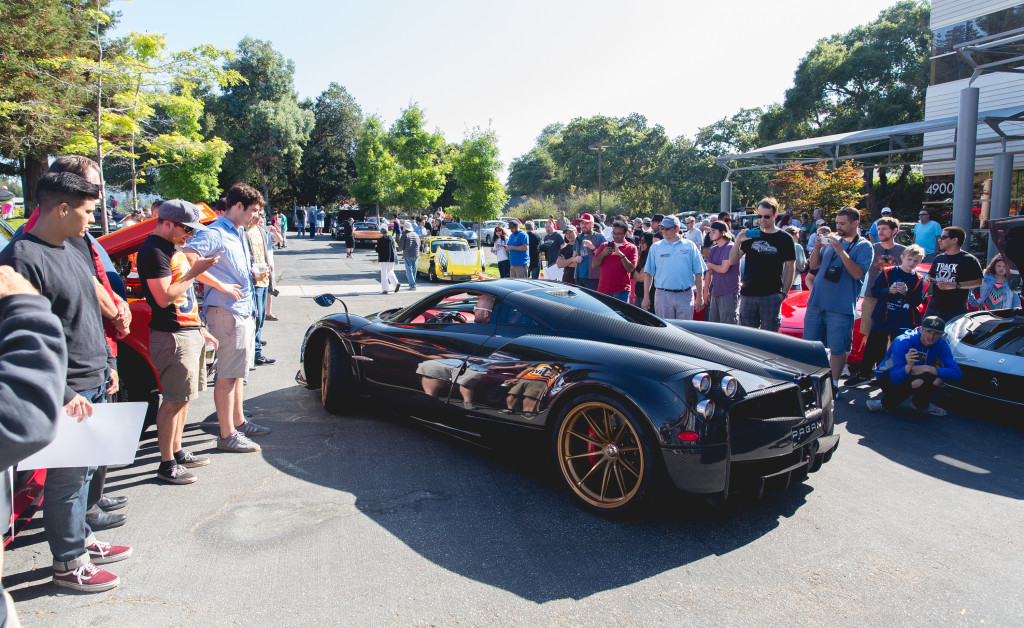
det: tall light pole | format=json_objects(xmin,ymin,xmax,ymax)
[
  {"xmin": 589, "ymin": 142, "xmax": 611, "ymax": 217},
  {"xmin": 669, "ymin": 179, "xmax": 679, "ymax": 214}
]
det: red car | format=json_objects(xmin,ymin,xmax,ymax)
[
  {"xmin": 4, "ymin": 203, "xmax": 217, "ymax": 546},
  {"xmin": 780, "ymin": 265, "xmax": 931, "ymax": 364}
]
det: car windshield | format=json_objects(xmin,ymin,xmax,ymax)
[
  {"xmin": 432, "ymin": 240, "xmax": 469, "ymax": 253},
  {"xmin": 354, "ymin": 223, "xmax": 374, "ymax": 230},
  {"xmin": 445, "ymin": 222, "xmax": 465, "ymax": 230},
  {"xmin": 485, "ymin": 221, "xmax": 503, "ymax": 228},
  {"xmin": 524, "ymin": 286, "xmax": 666, "ymax": 326}
]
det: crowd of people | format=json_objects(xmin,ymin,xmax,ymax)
[
  {"xmin": 0, "ymin": 156, "xmax": 278, "ymax": 605},
  {"xmin": 475, "ymin": 199, "xmax": 1016, "ymax": 417}
]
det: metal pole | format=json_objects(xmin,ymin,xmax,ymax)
[
  {"xmin": 952, "ymin": 87, "xmax": 979, "ymax": 236},
  {"xmin": 988, "ymin": 152, "xmax": 1014, "ymax": 261},
  {"xmin": 597, "ymin": 148, "xmax": 603, "ymax": 217},
  {"xmin": 720, "ymin": 180, "xmax": 732, "ymax": 216}
]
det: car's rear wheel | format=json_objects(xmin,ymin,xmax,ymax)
[
  {"xmin": 320, "ymin": 336, "xmax": 351, "ymax": 415},
  {"xmin": 428, "ymin": 263, "xmax": 438, "ymax": 283},
  {"xmin": 553, "ymin": 394, "xmax": 655, "ymax": 514}
]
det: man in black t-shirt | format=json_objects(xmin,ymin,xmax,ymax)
[
  {"xmin": 557, "ymin": 225, "xmax": 581, "ymax": 284},
  {"xmin": 925, "ymin": 225, "xmax": 983, "ymax": 321},
  {"xmin": 0, "ymin": 172, "xmax": 129, "ymax": 592},
  {"xmin": 541, "ymin": 221, "xmax": 565, "ymax": 281},
  {"xmin": 728, "ymin": 197, "xmax": 796, "ymax": 332},
  {"xmin": 137, "ymin": 200, "xmax": 219, "ymax": 485}
]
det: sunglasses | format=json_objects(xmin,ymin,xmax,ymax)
[
  {"xmin": 938, "ymin": 234, "xmax": 951, "ymax": 239},
  {"xmin": 174, "ymin": 222, "xmax": 195, "ymax": 234},
  {"xmin": 756, "ymin": 214, "xmax": 774, "ymax": 220}
]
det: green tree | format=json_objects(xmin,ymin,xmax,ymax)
[
  {"xmin": 451, "ymin": 127, "xmax": 508, "ymax": 242},
  {"xmin": 352, "ymin": 116, "xmax": 396, "ymax": 216},
  {"xmin": 0, "ymin": 0, "xmax": 116, "ymax": 207},
  {"xmin": 297, "ymin": 82, "xmax": 362, "ymax": 206},
  {"xmin": 214, "ymin": 37, "xmax": 314, "ymax": 207},
  {"xmin": 62, "ymin": 32, "xmax": 237, "ymax": 208},
  {"xmin": 757, "ymin": 0, "xmax": 930, "ymax": 217},
  {"xmin": 387, "ymin": 104, "xmax": 451, "ymax": 211}
]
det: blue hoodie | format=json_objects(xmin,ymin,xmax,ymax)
[{"xmin": 875, "ymin": 326, "xmax": 962, "ymax": 385}]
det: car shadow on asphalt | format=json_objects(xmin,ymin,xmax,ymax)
[
  {"xmin": 838, "ymin": 384, "xmax": 1024, "ymax": 500},
  {"xmin": 245, "ymin": 385, "xmax": 814, "ymax": 603}
]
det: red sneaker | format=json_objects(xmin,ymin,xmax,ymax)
[
  {"xmin": 86, "ymin": 540, "xmax": 133, "ymax": 564},
  {"xmin": 52, "ymin": 562, "xmax": 120, "ymax": 592}
]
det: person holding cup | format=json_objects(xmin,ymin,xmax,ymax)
[{"xmin": 246, "ymin": 208, "xmax": 275, "ymax": 367}]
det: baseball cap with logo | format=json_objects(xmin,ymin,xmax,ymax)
[
  {"xmin": 579, "ymin": 213, "xmax": 594, "ymax": 222},
  {"xmin": 158, "ymin": 199, "xmax": 208, "ymax": 231},
  {"xmin": 661, "ymin": 215, "xmax": 681, "ymax": 229},
  {"xmin": 881, "ymin": 207, "xmax": 892, "ymax": 214},
  {"xmin": 921, "ymin": 316, "xmax": 946, "ymax": 333}
]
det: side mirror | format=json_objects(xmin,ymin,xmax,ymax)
[{"xmin": 313, "ymin": 293, "xmax": 336, "ymax": 307}]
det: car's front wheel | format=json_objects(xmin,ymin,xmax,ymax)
[
  {"xmin": 320, "ymin": 336, "xmax": 352, "ymax": 415},
  {"xmin": 552, "ymin": 394, "xmax": 655, "ymax": 514},
  {"xmin": 428, "ymin": 263, "xmax": 438, "ymax": 283}
]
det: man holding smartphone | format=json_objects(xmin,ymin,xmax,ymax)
[
  {"xmin": 729, "ymin": 197, "xmax": 796, "ymax": 331},
  {"xmin": 867, "ymin": 316, "xmax": 961, "ymax": 416}
]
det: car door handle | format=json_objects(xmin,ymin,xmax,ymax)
[{"xmin": 352, "ymin": 356, "xmax": 374, "ymax": 362}]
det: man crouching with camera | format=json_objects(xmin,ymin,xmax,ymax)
[{"xmin": 804, "ymin": 206, "xmax": 875, "ymax": 392}]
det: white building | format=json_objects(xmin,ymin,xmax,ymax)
[{"xmin": 923, "ymin": 0, "xmax": 1024, "ymax": 223}]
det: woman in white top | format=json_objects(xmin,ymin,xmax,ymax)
[{"xmin": 491, "ymin": 225, "xmax": 510, "ymax": 278}]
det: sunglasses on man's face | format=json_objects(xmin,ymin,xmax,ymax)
[{"xmin": 175, "ymin": 222, "xmax": 195, "ymax": 234}]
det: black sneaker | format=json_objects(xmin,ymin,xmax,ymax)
[
  {"xmin": 157, "ymin": 464, "xmax": 197, "ymax": 485},
  {"xmin": 175, "ymin": 450, "xmax": 210, "ymax": 468},
  {"xmin": 254, "ymin": 356, "xmax": 276, "ymax": 365},
  {"xmin": 845, "ymin": 373, "xmax": 870, "ymax": 386}
]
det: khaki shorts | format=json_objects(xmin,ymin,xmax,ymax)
[
  {"xmin": 206, "ymin": 306, "xmax": 255, "ymax": 380},
  {"xmin": 150, "ymin": 329, "xmax": 207, "ymax": 402}
]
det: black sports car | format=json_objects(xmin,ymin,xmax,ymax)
[
  {"xmin": 943, "ymin": 216, "xmax": 1024, "ymax": 408},
  {"xmin": 298, "ymin": 280, "xmax": 839, "ymax": 513}
]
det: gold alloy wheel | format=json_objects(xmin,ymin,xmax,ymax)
[
  {"xmin": 556, "ymin": 401, "xmax": 645, "ymax": 509},
  {"xmin": 320, "ymin": 343, "xmax": 330, "ymax": 407}
]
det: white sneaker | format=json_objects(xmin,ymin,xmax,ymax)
[
  {"xmin": 865, "ymin": 399, "xmax": 884, "ymax": 413},
  {"xmin": 923, "ymin": 403, "xmax": 947, "ymax": 416}
]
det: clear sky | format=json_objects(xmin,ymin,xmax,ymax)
[{"xmin": 111, "ymin": 0, "xmax": 905, "ymax": 177}]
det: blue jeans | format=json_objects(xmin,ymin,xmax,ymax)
[
  {"xmin": 253, "ymin": 286, "xmax": 268, "ymax": 359},
  {"xmin": 45, "ymin": 384, "xmax": 105, "ymax": 568},
  {"xmin": 497, "ymin": 260, "xmax": 511, "ymax": 278},
  {"xmin": 404, "ymin": 257, "xmax": 417, "ymax": 289},
  {"xmin": 803, "ymin": 304, "xmax": 855, "ymax": 354},
  {"xmin": 529, "ymin": 266, "xmax": 540, "ymax": 279},
  {"xmin": 607, "ymin": 289, "xmax": 630, "ymax": 302},
  {"xmin": 297, "ymin": 220, "xmax": 306, "ymax": 237}
]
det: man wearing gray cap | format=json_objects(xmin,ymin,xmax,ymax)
[
  {"xmin": 399, "ymin": 221, "xmax": 420, "ymax": 291},
  {"xmin": 137, "ymin": 200, "xmax": 219, "ymax": 483}
]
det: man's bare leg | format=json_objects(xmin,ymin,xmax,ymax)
[
  {"xmin": 214, "ymin": 378, "xmax": 237, "ymax": 438},
  {"xmin": 156, "ymin": 400, "xmax": 188, "ymax": 462}
]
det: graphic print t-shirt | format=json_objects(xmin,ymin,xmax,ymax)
[
  {"xmin": 739, "ymin": 230, "xmax": 796, "ymax": 296},
  {"xmin": 928, "ymin": 250, "xmax": 983, "ymax": 312},
  {"xmin": 137, "ymin": 234, "xmax": 201, "ymax": 332}
]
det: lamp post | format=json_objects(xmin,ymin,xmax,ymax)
[
  {"xmin": 669, "ymin": 179, "xmax": 679, "ymax": 214},
  {"xmin": 589, "ymin": 142, "xmax": 611, "ymax": 217}
]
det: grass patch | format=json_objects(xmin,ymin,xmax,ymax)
[{"xmin": 482, "ymin": 262, "xmax": 500, "ymax": 278}]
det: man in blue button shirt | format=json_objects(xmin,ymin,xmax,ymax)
[
  {"xmin": 642, "ymin": 215, "xmax": 707, "ymax": 319},
  {"xmin": 506, "ymin": 220, "xmax": 530, "ymax": 278},
  {"xmin": 184, "ymin": 183, "xmax": 270, "ymax": 454}
]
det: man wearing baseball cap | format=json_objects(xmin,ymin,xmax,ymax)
[
  {"xmin": 867, "ymin": 315, "xmax": 961, "ymax": 416},
  {"xmin": 572, "ymin": 213, "xmax": 606, "ymax": 290},
  {"xmin": 137, "ymin": 200, "xmax": 220, "ymax": 482},
  {"xmin": 868, "ymin": 206, "xmax": 892, "ymax": 243}
]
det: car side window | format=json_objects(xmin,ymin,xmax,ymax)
[
  {"xmin": 496, "ymin": 303, "xmax": 545, "ymax": 328},
  {"xmin": 397, "ymin": 292, "xmax": 499, "ymax": 327}
]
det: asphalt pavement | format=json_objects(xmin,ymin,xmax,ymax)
[{"xmin": 4, "ymin": 233, "xmax": 1023, "ymax": 627}]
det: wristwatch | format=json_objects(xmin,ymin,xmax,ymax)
[{"xmin": 955, "ymin": 281, "xmax": 961, "ymax": 289}]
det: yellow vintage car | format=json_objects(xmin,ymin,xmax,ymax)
[{"xmin": 417, "ymin": 236, "xmax": 483, "ymax": 282}]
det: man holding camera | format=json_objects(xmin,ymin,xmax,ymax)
[{"xmin": 805, "ymin": 206, "xmax": 874, "ymax": 388}]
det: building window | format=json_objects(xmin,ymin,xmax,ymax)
[{"xmin": 929, "ymin": 3, "xmax": 1024, "ymax": 86}]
